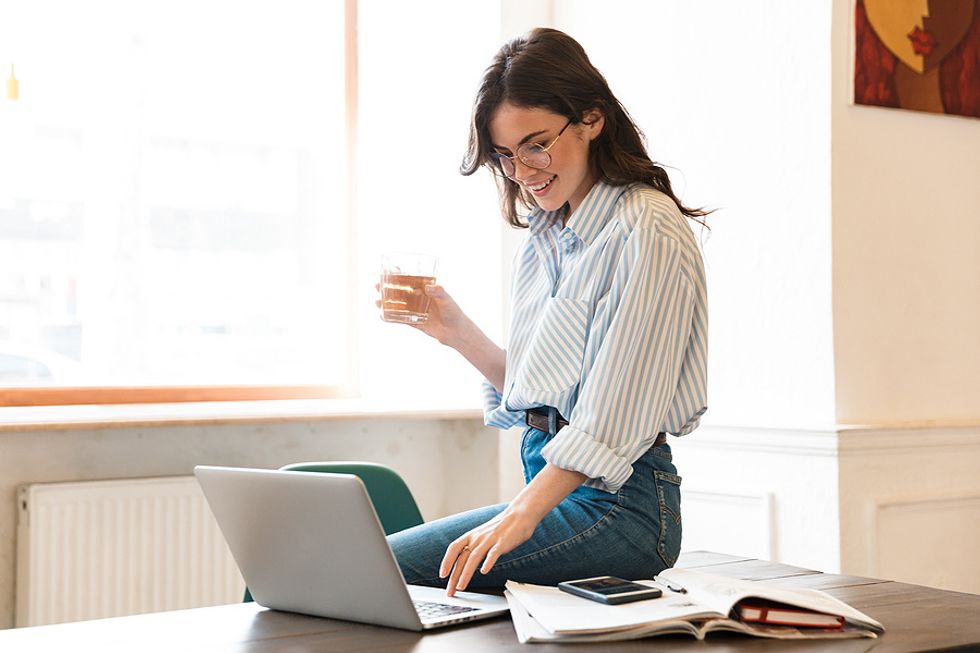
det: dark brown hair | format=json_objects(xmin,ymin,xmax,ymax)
[{"xmin": 461, "ymin": 27, "xmax": 710, "ymax": 228}]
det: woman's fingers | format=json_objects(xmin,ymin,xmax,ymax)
[
  {"xmin": 425, "ymin": 284, "xmax": 446, "ymax": 301},
  {"xmin": 445, "ymin": 547, "xmax": 472, "ymax": 597},
  {"xmin": 439, "ymin": 539, "xmax": 468, "ymax": 579},
  {"xmin": 480, "ymin": 546, "xmax": 502, "ymax": 575},
  {"xmin": 455, "ymin": 542, "xmax": 493, "ymax": 592}
]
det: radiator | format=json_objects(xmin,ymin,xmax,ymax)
[{"xmin": 15, "ymin": 476, "xmax": 245, "ymax": 627}]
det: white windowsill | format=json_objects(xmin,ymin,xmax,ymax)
[{"xmin": 0, "ymin": 397, "xmax": 485, "ymax": 433}]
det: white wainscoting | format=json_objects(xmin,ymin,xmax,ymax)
[
  {"xmin": 838, "ymin": 424, "xmax": 980, "ymax": 594},
  {"xmin": 499, "ymin": 421, "xmax": 980, "ymax": 594},
  {"xmin": 671, "ymin": 424, "xmax": 841, "ymax": 573},
  {"xmin": 871, "ymin": 493, "xmax": 980, "ymax": 595},
  {"xmin": 681, "ymin": 490, "xmax": 776, "ymax": 560}
]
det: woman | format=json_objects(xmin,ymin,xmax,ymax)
[{"xmin": 385, "ymin": 28, "xmax": 709, "ymax": 597}]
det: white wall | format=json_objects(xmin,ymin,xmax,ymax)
[
  {"xmin": 830, "ymin": 0, "xmax": 980, "ymax": 425},
  {"xmin": 553, "ymin": 0, "xmax": 837, "ymax": 431},
  {"xmin": 829, "ymin": 0, "xmax": 980, "ymax": 593}
]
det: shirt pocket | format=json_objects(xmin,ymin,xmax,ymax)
[{"xmin": 519, "ymin": 297, "xmax": 590, "ymax": 396}]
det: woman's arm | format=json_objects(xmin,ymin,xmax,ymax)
[
  {"xmin": 439, "ymin": 463, "xmax": 587, "ymax": 596},
  {"xmin": 423, "ymin": 285, "xmax": 505, "ymax": 391},
  {"xmin": 380, "ymin": 283, "xmax": 506, "ymax": 391}
]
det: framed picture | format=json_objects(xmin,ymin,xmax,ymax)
[{"xmin": 854, "ymin": 0, "xmax": 980, "ymax": 119}]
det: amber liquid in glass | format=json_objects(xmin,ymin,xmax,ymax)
[{"xmin": 381, "ymin": 273, "xmax": 436, "ymax": 323}]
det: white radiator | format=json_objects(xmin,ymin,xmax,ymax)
[{"xmin": 15, "ymin": 476, "xmax": 246, "ymax": 627}]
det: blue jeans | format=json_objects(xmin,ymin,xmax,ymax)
[{"xmin": 388, "ymin": 426, "xmax": 682, "ymax": 587}]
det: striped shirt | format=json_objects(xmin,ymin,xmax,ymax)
[{"xmin": 483, "ymin": 181, "xmax": 708, "ymax": 493}]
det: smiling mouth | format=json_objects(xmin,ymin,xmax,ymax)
[{"xmin": 527, "ymin": 175, "xmax": 556, "ymax": 192}]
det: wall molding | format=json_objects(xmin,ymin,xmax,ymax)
[
  {"xmin": 683, "ymin": 422, "xmax": 980, "ymax": 458},
  {"xmin": 867, "ymin": 492, "xmax": 980, "ymax": 579},
  {"xmin": 838, "ymin": 424, "xmax": 980, "ymax": 455},
  {"xmin": 680, "ymin": 424, "xmax": 839, "ymax": 457}
]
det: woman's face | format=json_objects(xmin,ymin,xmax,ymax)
[{"xmin": 488, "ymin": 102, "xmax": 603, "ymax": 217}]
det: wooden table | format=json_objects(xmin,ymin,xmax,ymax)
[{"xmin": 2, "ymin": 551, "xmax": 979, "ymax": 652}]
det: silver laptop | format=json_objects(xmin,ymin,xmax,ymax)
[{"xmin": 194, "ymin": 465, "xmax": 509, "ymax": 631}]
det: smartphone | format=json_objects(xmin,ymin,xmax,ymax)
[{"xmin": 557, "ymin": 576, "xmax": 663, "ymax": 605}]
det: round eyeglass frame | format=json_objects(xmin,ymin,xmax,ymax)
[{"xmin": 489, "ymin": 119, "xmax": 573, "ymax": 178}]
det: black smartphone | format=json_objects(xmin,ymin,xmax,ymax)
[{"xmin": 557, "ymin": 576, "xmax": 663, "ymax": 605}]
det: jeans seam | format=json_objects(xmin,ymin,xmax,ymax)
[
  {"xmin": 653, "ymin": 471, "xmax": 681, "ymax": 568},
  {"xmin": 520, "ymin": 428, "xmax": 532, "ymax": 484},
  {"xmin": 490, "ymin": 502, "xmax": 623, "ymax": 572}
]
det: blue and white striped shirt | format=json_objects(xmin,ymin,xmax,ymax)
[{"xmin": 483, "ymin": 181, "xmax": 708, "ymax": 493}]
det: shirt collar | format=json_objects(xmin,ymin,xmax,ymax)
[
  {"xmin": 527, "ymin": 206, "xmax": 563, "ymax": 238},
  {"xmin": 567, "ymin": 181, "xmax": 630, "ymax": 245},
  {"xmin": 526, "ymin": 181, "xmax": 628, "ymax": 244}
]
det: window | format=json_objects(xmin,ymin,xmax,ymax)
[{"xmin": 1, "ymin": 1, "xmax": 505, "ymax": 407}]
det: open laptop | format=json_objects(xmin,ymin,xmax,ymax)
[{"xmin": 194, "ymin": 465, "xmax": 509, "ymax": 631}]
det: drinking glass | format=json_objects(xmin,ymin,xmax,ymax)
[{"xmin": 380, "ymin": 253, "xmax": 439, "ymax": 324}]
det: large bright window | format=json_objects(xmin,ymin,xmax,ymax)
[{"xmin": 1, "ymin": 0, "xmax": 506, "ymax": 406}]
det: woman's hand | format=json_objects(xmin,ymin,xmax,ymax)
[
  {"xmin": 439, "ymin": 508, "xmax": 539, "ymax": 597},
  {"xmin": 375, "ymin": 283, "xmax": 467, "ymax": 348},
  {"xmin": 438, "ymin": 464, "xmax": 588, "ymax": 596},
  {"xmin": 410, "ymin": 284, "xmax": 468, "ymax": 347}
]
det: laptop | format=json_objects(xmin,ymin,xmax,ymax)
[{"xmin": 194, "ymin": 465, "xmax": 509, "ymax": 631}]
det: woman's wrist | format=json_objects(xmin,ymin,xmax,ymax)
[
  {"xmin": 505, "ymin": 496, "xmax": 548, "ymax": 525},
  {"xmin": 441, "ymin": 313, "xmax": 478, "ymax": 351},
  {"xmin": 509, "ymin": 464, "xmax": 589, "ymax": 522},
  {"xmin": 446, "ymin": 319, "xmax": 506, "ymax": 390}
]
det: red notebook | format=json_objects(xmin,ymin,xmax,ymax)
[{"xmin": 737, "ymin": 602, "xmax": 845, "ymax": 629}]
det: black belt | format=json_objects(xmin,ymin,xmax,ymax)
[
  {"xmin": 525, "ymin": 406, "xmax": 568, "ymax": 434},
  {"xmin": 525, "ymin": 406, "xmax": 668, "ymax": 446}
]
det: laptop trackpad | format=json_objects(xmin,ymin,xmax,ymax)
[{"xmin": 408, "ymin": 585, "xmax": 508, "ymax": 612}]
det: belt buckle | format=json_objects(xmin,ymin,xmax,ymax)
[{"xmin": 547, "ymin": 407, "xmax": 558, "ymax": 435}]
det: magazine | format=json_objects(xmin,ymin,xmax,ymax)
[{"xmin": 504, "ymin": 567, "xmax": 884, "ymax": 643}]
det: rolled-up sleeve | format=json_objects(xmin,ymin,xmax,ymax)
[{"xmin": 541, "ymin": 225, "xmax": 696, "ymax": 492}]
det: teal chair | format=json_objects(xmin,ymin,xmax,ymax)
[{"xmin": 243, "ymin": 461, "xmax": 424, "ymax": 603}]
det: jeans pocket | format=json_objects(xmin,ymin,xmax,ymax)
[{"xmin": 653, "ymin": 470, "xmax": 682, "ymax": 568}]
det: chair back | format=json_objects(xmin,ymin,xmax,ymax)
[{"xmin": 243, "ymin": 461, "xmax": 423, "ymax": 603}]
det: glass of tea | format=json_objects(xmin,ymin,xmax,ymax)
[{"xmin": 380, "ymin": 252, "xmax": 439, "ymax": 324}]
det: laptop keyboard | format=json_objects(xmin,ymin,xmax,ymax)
[{"xmin": 413, "ymin": 600, "xmax": 480, "ymax": 619}]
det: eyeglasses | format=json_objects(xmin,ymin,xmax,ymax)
[{"xmin": 490, "ymin": 119, "xmax": 572, "ymax": 178}]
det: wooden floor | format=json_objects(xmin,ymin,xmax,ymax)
[{"xmin": 1, "ymin": 551, "xmax": 979, "ymax": 652}]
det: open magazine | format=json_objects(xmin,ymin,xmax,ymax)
[{"xmin": 505, "ymin": 567, "xmax": 884, "ymax": 643}]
